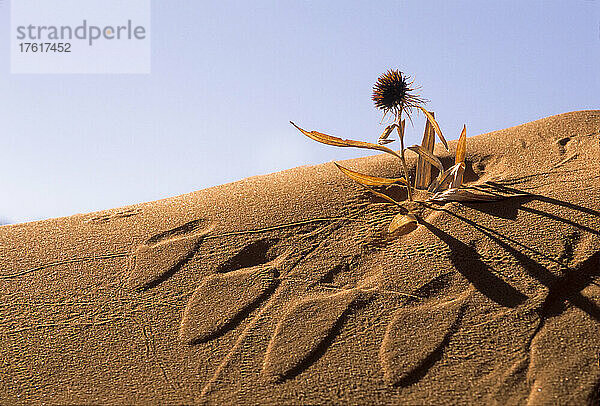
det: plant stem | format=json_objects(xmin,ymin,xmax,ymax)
[{"xmin": 396, "ymin": 110, "xmax": 413, "ymax": 202}]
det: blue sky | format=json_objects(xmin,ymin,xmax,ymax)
[{"xmin": 0, "ymin": 1, "xmax": 598, "ymax": 224}]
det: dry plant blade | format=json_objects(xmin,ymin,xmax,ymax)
[
  {"xmin": 415, "ymin": 113, "xmax": 435, "ymax": 189},
  {"xmin": 398, "ymin": 119, "xmax": 406, "ymax": 139},
  {"xmin": 427, "ymin": 178, "xmax": 440, "ymax": 193},
  {"xmin": 428, "ymin": 188, "xmax": 509, "ymax": 203},
  {"xmin": 364, "ymin": 186, "xmax": 404, "ymax": 207},
  {"xmin": 378, "ymin": 124, "xmax": 397, "ymax": 145},
  {"xmin": 428, "ymin": 162, "xmax": 464, "ymax": 192},
  {"xmin": 345, "ymin": 177, "xmax": 404, "ymax": 207},
  {"xmin": 334, "ymin": 162, "xmax": 408, "ymax": 186},
  {"xmin": 395, "ymin": 119, "xmax": 406, "ymax": 147},
  {"xmin": 407, "ymin": 145, "xmax": 444, "ymax": 174},
  {"xmin": 455, "ymin": 124, "xmax": 467, "ymax": 165},
  {"xmin": 291, "ymin": 121, "xmax": 403, "ymax": 160},
  {"xmin": 450, "ymin": 162, "xmax": 465, "ymax": 189},
  {"xmin": 388, "ymin": 212, "xmax": 418, "ymax": 234},
  {"xmin": 416, "ymin": 106, "xmax": 448, "ymax": 151},
  {"xmin": 334, "ymin": 163, "xmax": 407, "ymax": 207}
]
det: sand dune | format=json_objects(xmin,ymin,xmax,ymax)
[{"xmin": 1, "ymin": 110, "xmax": 600, "ymax": 404}]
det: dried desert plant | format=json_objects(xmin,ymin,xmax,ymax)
[{"xmin": 292, "ymin": 69, "xmax": 516, "ymax": 235}]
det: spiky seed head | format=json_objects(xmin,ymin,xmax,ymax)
[{"xmin": 372, "ymin": 69, "xmax": 427, "ymax": 119}]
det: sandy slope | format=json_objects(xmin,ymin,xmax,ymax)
[{"xmin": 1, "ymin": 110, "xmax": 600, "ymax": 405}]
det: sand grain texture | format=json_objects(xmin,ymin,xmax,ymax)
[{"xmin": 1, "ymin": 110, "xmax": 600, "ymax": 404}]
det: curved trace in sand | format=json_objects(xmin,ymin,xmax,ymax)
[
  {"xmin": 380, "ymin": 293, "xmax": 469, "ymax": 386},
  {"xmin": 0, "ymin": 252, "xmax": 129, "ymax": 280},
  {"xmin": 179, "ymin": 265, "xmax": 279, "ymax": 344},
  {"xmin": 128, "ymin": 221, "xmax": 216, "ymax": 291},
  {"xmin": 261, "ymin": 287, "xmax": 365, "ymax": 382}
]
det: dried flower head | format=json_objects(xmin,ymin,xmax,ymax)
[{"xmin": 372, "ymin": 69, "xmax": 427, "ymax": 119}]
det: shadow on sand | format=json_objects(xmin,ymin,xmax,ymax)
[{"xmin": 421, "ymin": 182, "xmax": 600, "ymax": 321}]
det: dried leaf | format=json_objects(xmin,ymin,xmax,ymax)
[
  {"xmin": 388, "ymin": 212, "xmax": 418, "ymax": 234},
  {"xmin": 455, "ymin": 125, "xmax": 467, "ymax": 165},
  {"xmin": 427, "ymin": 178, "xmax": 440, "ymax": 193},
  {"xmin": 291, "ymin": 121, "xmax": 403, "ymax": 160},
  {"xmin": 335, "ymin": 166, "xmax": 404, "ymax": 207},
  {"xmin": 416, "ymin": 106, "xmax": 448, "ymax": 151},
  {"xmin": 395, "ymin": 119, "xmax": 407, "ymax": 146},
  {"xmin": 407, "ymin": 145, "xmax": 444, "ymax": 174},
  {"xmin": 334, "ymin": 162, "xmax": 408, "ymax": 187},
  {"xmin": 398, "ymin": 119, "xmax": 406, "ymax": 140},
  {"xmin": 428, "ymin": 188, "xmax": 508, "ymax": 202},
  {"xmin": 428, "ymin": 162, "xmax": 464, "ymax": 193},
  {"xmin": 362, "ymin": 185, "xmax": 404, "ymax": 206},
  {"xmin": 378, "ymin": 124, "xmax": 397, "ymax": 145},
  {"xmin": 450, "ymin": 162, "xmax": 465, "ymax": 189},
  {"xmin": 415, "ymin": 113, "xmax": 435, "ymax": 189}
]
